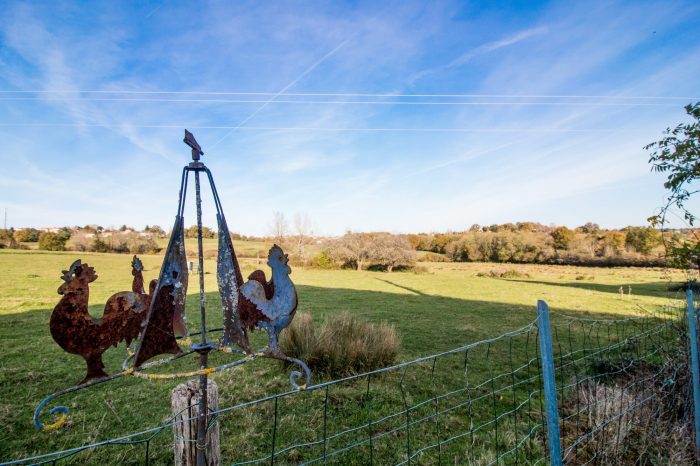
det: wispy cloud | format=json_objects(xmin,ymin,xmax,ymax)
[
  {"xmin": 0, "ymin": 1, "xmax": 699, "ymax": 233},
  {"xmin": 409, "ymin": 26, "xmax": 549, "ymax": 85}
]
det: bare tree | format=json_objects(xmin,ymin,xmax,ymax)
[
  {"xmin": 270, "ymin": 211, "xmax": 288, "ymax": 246},
  {"xmin": 293, "ymin": 212, "xmax": 313, "ymax": 258},
  {"xmin": 326, "ymin": 232, "xmax": 374, "ymax": 271},
  {"xmin": 371, "ymin": 234, "xmax": 415, "ymax": 272},
  {"xmin": 326, "ymin": 233, "xmax": 415, "ymax": 272}
]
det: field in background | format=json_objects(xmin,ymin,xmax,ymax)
[{"xmin": 0, "ymin": 247, "xmax": 687, "ymax": 463}]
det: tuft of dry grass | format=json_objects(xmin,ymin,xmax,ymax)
[
  {"xmin": 280, "ymin": 312, "xmax": 400, "ymax": 376},
  {"xmin": 476, "ymin": 269, "xmax": 531, "ymax": 279},
  {"xmin": 561, "ymin": 366, "xmax": 694, "ymax": 465}
]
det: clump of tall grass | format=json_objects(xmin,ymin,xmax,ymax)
[
  {"xmin": 280, "ymin": 312, "xmax": 400, "ymax": 377},
  {"xmin": 476, "ymin": 269, "xmax": 531, "ymax": 279}
]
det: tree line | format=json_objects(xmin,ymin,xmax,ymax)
[
  {"xmin": 0, "ymin": 221, "xmax": 676, "ymax": 269},
  {"xmin": 405, "ymin": 223, "xmax": 668, "ymax": 266}
]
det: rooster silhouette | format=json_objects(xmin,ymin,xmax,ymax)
[
  {"xmin": 51, "ymin": 257, "xmax": 150, "ymax": 384},
  {"xmin": 240, "ymin": 245, "xmax": 297, "ymax": 358}
]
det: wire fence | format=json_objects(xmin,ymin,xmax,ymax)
[
  {"xmin": 551, "ymin": 303, "xmax": 691, "ymax": 465},
  {"xmin": 5, "ymin": 295, "xmax": 696, "ymax": 466}
]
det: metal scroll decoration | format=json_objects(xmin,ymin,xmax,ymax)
[{"xmin": 34, "ymin": 130, "xmax": 311, "ymax": 437}]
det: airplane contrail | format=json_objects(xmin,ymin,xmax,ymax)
[{"xmin": 209, "ymin": 39, "xmax": 349, "ymax": 149}]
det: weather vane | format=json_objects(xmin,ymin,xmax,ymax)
[{"xmin": 34, "ymin": 130, "xmax": 310, "ymax": 464}]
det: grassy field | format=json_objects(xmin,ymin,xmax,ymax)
[{"xmin": 0, "ymin": 246, "xmax": 687, "ymax": 464}]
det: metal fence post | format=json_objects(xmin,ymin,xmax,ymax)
[
  {"xmin": 537, "ymin": 300, "xmax": 563, "ymax": 466},
  {"xmin": 686, "ymin": 289, "xmax": 700, "ymax": 461}
]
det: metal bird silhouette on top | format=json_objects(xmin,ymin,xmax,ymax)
[{"xmin": 34, "ymin": 130, "xmax": 310, "ymax": 435}]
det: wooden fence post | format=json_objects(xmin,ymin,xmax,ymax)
[{"xmin": 172, "ymin": 379, "xmax": 220, "ymax": 466}]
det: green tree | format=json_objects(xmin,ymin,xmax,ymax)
[
  {"xmin": 145, "ymin": 225, "xmax": 166, "ymax": 237},
  {"xmin": 38, "ymin": 232, "xmax": 68, "ymax": 251},
  {"xmin": 13, "ymin": 228, "xmax": 40, "ymax": 242},
  {"xmin": 516, "ymin": 222, "xmax": 537, "ymax": 232},
  {"xmin": 185, "ymin": 225, "xmax": 215, "ymax": 238},
  {"xmin": 625, "ymin": 226, "xmax": 661, "ymax": 255},
  {"xmin": 550, "ymin": 226, "xmax": 574, "ymax": 250},
  {"xmin": 603, "ymin": 231, "xmax": 626, "ymax": 255},
  {"xmin": 646, "ymin": 102, "xmax": 700, "ymax": 267},
  {"xmin": 579, "ymin": 222, "xmax": 600, "ymax": 234},
  {"xmin": 0, "ymin": 229, "xmax": 19, "ymax": 249},
  {"xmin": 91, "ymin": 236, "xmax": 110, "ymax": 253},
  {"xmin": 406, "ymin": 234, "xmax": 429, "ymax": 250}
]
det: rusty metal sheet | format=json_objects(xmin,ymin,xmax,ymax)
[
  {"xmin": 51, "ymin": 259, "xmax": 150, "ymax": 385},
  {"xmin": 173, "ymin": 221, "xmax": 189, "ymax": 338},
  {"xmin": 133, "ymin": 217, "xmax": 187, "ymax": 367},
  {"xmin": 217, "ymin": 213, "xmax": 251, "ymax": 353}
]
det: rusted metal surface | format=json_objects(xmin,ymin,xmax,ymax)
[
  {"xmin": 184, "ymin": 129, "xmax": 203, "ymax": 160},
  {"xmin": 172, "ymin": 222, "xmax": 189, "ymax": 338},
  {"xmin": 241, "ymin": 245, "xmax": 298, "ymax": 358},
  {"xmin": 50, "ymin": 258, "xmax": 150, "ymax": 385},
  {"xmin": 133, "ymin": 218, "xmax": 188, "ymax": 367},
  {"xmin": 217, "ymin": 213, "xmax": 251, "ymax": 353}
]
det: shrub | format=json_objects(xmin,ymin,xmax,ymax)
[
  {"xmin": 0, "ymin": 229, "xmax": 20, "ymax": 249},
  {"xmin": 144, "ymin": 225, "xmax": 166, "ymax": 237},
  {"xmin": 185, "ymin": 225, "xmax": 216, "ymax": 239},
  {"xmin": 417, "ymin": 251, "xmax": 451, "ymax": 262},
  {"xmin": 625, "ymin": 226, "xmax": 661, "ymax": 255},
  {"xmin": 280, "ymin": 312, "xmax": 400, "ymax": 377},
  {"xmin": 310, "ymin": 251, "xmax": 338, "ymax": 269},
  {"xmin": 91, "ymin": 237, "xmax": 110, "ymax": 253},
  {"xmin": 13, "ymin": 228, "xmax": 40, "ymax": 242},
  {"xmin": 71, "ymin": 232, "xmax": 159, "ymax": 254},
  {"xmin": 551, "ymin": 226, "xmax": 574, "ymax": 250},
  {"xmin": 130, "ymin": 236, "xmax": 159, "ymax": 254},
  {"xmin": 70, "ymin": 232, "xmax": 92, "ymax": 252},
  {"xmin": 38, "ymin": 232, "xmax": 68, "ymax": 251},
  {"xmin": 476, "ymin": 269, "xmax": 531, "ymax": 279}
]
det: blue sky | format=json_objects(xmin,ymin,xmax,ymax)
[{"xmin": 1, "ymin": 0, "xmax": 699, "ymax": 236}]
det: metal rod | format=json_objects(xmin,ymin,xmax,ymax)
[
  {"xmin": 537, "ymin": 300, "xmax": 563, "ymax": 466},
  {"xmin": 194, "ymin": 170, "xmax": 207, "ymax": 346},
  {"xmin": 194, "ymin": 168, "xmax": 209, "ymax": 466},
  {"xmin": 686, "ymin": 290, "xmax": 700, "ymax": 461}
]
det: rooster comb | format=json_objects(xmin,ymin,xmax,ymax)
[
  {"xmin": 132, "ymin": 255, "xmax": 143, "ymax": 272},
  {"xmin": 61, "ymin": 260, "xmax": 82, "ymax": 282},
  {"xmin": 270, "ymin": 244, "xmax": 288, "ymax": 260}
]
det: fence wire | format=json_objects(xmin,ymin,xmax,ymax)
[
  {"xmin": 4, "ymin": 298, "xmax": 695, "ymax": 466},
  {"xmin": 550, "ymin": 303, "xmax": 692, "ymax": 465}
]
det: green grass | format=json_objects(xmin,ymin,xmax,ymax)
[{"xmin": 0, "ymin": 248, "xmax": 687, "ymax": 464}]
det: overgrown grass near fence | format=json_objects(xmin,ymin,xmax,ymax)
[
  {"xmin": 5, "ymin": 296, "xmax": 690, "ymax": 465},
  {"xmin": 552, "ymin": 304, "xmax": 693, "ymax": 464}
]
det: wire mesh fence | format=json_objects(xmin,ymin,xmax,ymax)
[
  {"xmin": 5, "ymin": 295, "xmax": 697, "ymax": 466},
  {"xmin": 551, "ymin": 301, "xmax": 693, "ymax": 465}
]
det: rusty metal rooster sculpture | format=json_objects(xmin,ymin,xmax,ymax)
[
  {"xmin": 50, "ymin": 257, "xmax": 150, "ymax": 385},
  {"xmin": 34, "ymin": 130, "xmax": 311, "ymax": 440}
]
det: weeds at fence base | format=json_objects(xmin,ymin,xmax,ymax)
[{"xmin": 560, "ymin": 356, "xmax": 694, "ymax": 465}]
